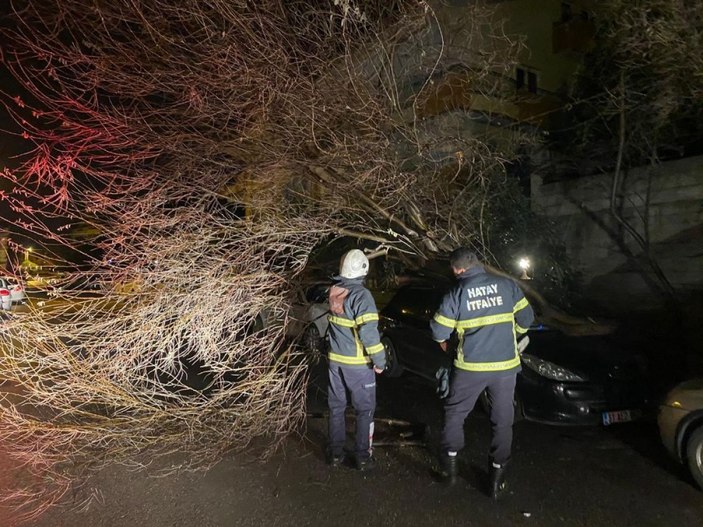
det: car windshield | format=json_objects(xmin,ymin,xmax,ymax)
[{"xmin": 381, "ymin": 286, "xmax": 445, "ymax": 322}]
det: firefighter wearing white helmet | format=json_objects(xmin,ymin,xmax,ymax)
[
  {"xmin": 339, "ymin": 249, "xmax": 369, "ymax": 279},
  {"xmin": 326, "ymin": 249, "xmax": 386, "ymax": 471}
]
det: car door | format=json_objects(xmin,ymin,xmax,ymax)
[
  {"xmin": 411, "ymin": 290, "xmax": 452, "ymax": 378},
  {"xmin": 383, "ymin": 287, "xmax": 449, "ymax": 380}
]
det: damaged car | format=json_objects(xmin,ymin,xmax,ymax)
[
  {"xmin": 286, "ymin": 282, "xmax": 330, "ymax": 357},
  {"xmin": 379, "ymin": 284, "xmax": 648, "ymax": 426}
]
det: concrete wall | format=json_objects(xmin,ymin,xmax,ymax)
[{"xmin": 532, "ymin": 155, "xmax": 703, "ymax": 311}]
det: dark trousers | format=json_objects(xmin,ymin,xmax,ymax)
[
  {"xmin": 441, "ymin": 369, "xmax": 517, "ymax": 466},
  {"xmin": 328, "ymin": 363, "xmax": 376, "ymax": 461}
]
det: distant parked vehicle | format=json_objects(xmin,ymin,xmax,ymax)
[
  {"xmin": 659, "ymin": 378, "xmax": 703, "ymax": 490},
  {"xmin": 0, "ymin": 276, "xmax": 27, "ymax": 305},
  {"xmin": 24, "ymin": 272, "xmax": 64, "ymax": 290},
  {"xmin": 46, "ymin": 273, "xmax": 102, "ymax": 296},
  {"xmin": 379, "ymin": 284, "xmax": 648, "ymax": 426}
]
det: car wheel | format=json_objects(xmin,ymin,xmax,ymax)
[
  {"xmin": 302, "ymin": 324, "xmax": 324, "ymax": 364},
  {"xmin": 381, "ymin": 337, "xmax": 404, "ymax": 378},
  {"xmin": 686, "ymin": 426, "xmax": 703, "ymax": 490},
  {"xmin": 479, "ymin": 390, "xmax": 524, "ymax": 423}
]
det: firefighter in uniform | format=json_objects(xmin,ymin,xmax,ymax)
[
  {"xmin": 326, "ymin": 249, "xmax": 386, "ymax": 470},
  {"xmin": 431, "ymin": 248, "xmax": 534, "ymax": 498}
]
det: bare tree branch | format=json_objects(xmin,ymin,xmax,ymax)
[{"xmin": 0, "ymin": 0, "xmax": 529, "ymax": 518}]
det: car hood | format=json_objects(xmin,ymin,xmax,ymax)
[{"xmin": 524, "ymin": 329, "xmax": 643, "ymax": 382}]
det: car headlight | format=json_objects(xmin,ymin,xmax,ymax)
[{"xmin": 521, "ymin": 355, "xmax": 587, "ymax": 382}]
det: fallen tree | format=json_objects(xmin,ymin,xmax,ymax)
[{"xmin": 0, "ymin": 0, "xmax": 542, "ymax": 520}]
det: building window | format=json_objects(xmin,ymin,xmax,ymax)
[
  {"xmin": 516, "ymin": 67, "xmax": 538, "ymax": 94},
  {"xmin": 561, "ymin": 2, "xmax": 591, "ymax": 23},
  {"xmin": 527, "ymin": 71, "xmax": 537, "ymax": 93},
  {"xmin": 561, "ymin": 2, "xmax": 573, "ymax": 23}
]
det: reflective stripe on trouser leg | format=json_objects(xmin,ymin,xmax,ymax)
[
  {"xmin": 486, "ymin": 373, "xmax": 517, "ymax": 466},
  {"xmin": 345, "ymin": 367, "xmax": 376, "ymax": 461},
  {"xmin": 327, "ymin": 364, "xmax": 349, "ymax": 456},
  {"xmin": 441, "ymin": 369, "xmax": 489, "ymax": 454}
]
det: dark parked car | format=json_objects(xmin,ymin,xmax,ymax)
[{"xmin": 379, "ymin": 285, "xmax": 648, "ymax": 426}]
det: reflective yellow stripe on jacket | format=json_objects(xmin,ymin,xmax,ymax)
[
  {"xmin": 456, "ymin": 312, "xmax": 514, "ymax": 330},
  {"xmin": 328, "ymin": 314, "xmax": 382, "ymax": 365},
  {"xmin": 433, "ymin": 312, "xmax": 520, "ymax": 372},
  {"xmin": 513, "ymin": 297, "xmax": 530, "ymax": 333},
  {"xmin": 356, "ymin": 313, "xmax": 379, "ymax": 325}
]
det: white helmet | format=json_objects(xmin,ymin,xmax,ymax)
[{"xmin": 339, "ymin": 249, "xmax": 369, "ymax": 279}]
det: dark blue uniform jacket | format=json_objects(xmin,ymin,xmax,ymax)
[
  {"xmin": 327, "ymin": 277, "xmax": 386, "ymax": 370},
  {"xmin": 430, "ymin": 265, "xmax": 534, "ymax": 373}
]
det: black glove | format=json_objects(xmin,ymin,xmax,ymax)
[{"xmin": 436, "ymin": 366, "xmax": 450, "ymax": 399}]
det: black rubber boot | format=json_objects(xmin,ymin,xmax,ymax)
[
  {"xmin": 326, "ymin": 450, "xmax": 345, "ymax": 467},
  {"xmin": 489, "ymin": 463, "xmax": 508, "ymax": 499},
  {"xmin": 356, "ymin": 456, "xmax": 376, "ymax": 471},
  {"xmin": 439, "ymin": 454, "xmax": 458, "ymax": 485}
]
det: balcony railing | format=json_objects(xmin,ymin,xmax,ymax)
[{"xmin": 412, "ymin": 68, "xmax": 565, "ymax": 128}]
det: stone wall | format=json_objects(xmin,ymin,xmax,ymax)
[{"xmin": 532, "ymin": 155, "xmax": 703, "ymax": 312}]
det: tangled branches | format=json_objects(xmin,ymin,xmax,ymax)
[
  {"xmin": 557, "ymin": 0, "xmax": 703, "ymax": 170},
  {"xmin": 0, "ymin": 0, "xmax": 526, "ymax": 520}
]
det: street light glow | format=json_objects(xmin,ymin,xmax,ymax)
[{"xmin": 518, "ymin": 257, "xmax": 532, "ymax": 280}]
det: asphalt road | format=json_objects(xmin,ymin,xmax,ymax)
[{"xmin": 25, "ymin": 364, "xmax": 703, "ymax": 527}]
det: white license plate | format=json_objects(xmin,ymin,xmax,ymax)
[{"xmin": 602, "ymin": 410, "xmax": 637, "ymax": 425}]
